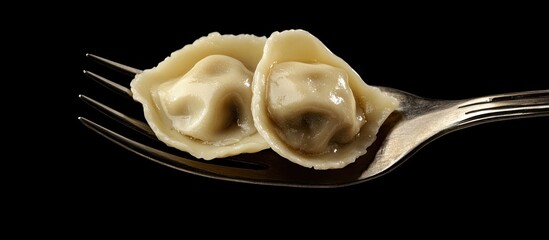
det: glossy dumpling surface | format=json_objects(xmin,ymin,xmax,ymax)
[
  {"xmin": 252, "ymin": 30, "xmax": 399, "ymax": 169},
  {"xmin": 131, "ymin": 33, "xmax": 269, "ymax": 160}
]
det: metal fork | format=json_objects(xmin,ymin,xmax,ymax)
[{"xmin": 79, "ymin": 53, "xmax": 549, "ymax": 188}]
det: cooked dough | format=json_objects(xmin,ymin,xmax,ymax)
[
  {"xmin": 131, "ymin": 33, "xmax": 269, "ymax": 160},
  {"xmin": 252, "ymin": 30, "xmax": 399, "ymax": 169}
]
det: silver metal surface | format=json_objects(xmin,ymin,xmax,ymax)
[{"xmin": 79, "ymin": 54, "xmax": 549, "ymax": 188}]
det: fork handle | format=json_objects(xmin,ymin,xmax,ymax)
[{"xmin": 455, "ymin": 89, "xmax": 549, "ymax": 127}]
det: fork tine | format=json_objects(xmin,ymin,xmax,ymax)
[
  {"xmin": 83, "ymin": 70, "xmax": 133, "ymax": 97},
  {"xmin": 78, "ymin": 117, "xmax": 273, "ymax": 185},
  {"xmin": 79, "ymin": 94, "xmax": 156, "ymax": 138},
  {"xmin": 78, "ymin": 117, "xmax": 217, "ymax": 174},
  {"xmin": 86, "ymin": 53, "xmax": 143, "ymax": 75}
]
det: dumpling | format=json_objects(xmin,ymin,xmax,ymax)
[
  {"xmin": 131, "ymin": 33, "xmax": 270, "ymax": 160},
  {"xmin": 252, "ymin": 29, "xmax": 399, "ymax": 169}
]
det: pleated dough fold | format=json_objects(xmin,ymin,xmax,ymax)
[
  {"xmin": 131, "ymin": 33, "xmax": 269, "ymax": 160},
  {"xmin": 252, "ymin": 30, "xmax": 399, "ymax": 169}
]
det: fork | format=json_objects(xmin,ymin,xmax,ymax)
[{"xmin": 79, "ymin": 53, "xmax": 549, "ymax": 188}]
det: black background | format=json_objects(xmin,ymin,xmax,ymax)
[{"xmin": 28, "ymin": 2, "xmax": 548, "ymax": 228}]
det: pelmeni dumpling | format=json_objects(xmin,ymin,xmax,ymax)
[
  {"xmin": 252, "ymin": 30, "xmax": 399, "ymax": 169},
  {"xmin": 131, "ymin": 33, "xmax": 269, "ymax": 160}
]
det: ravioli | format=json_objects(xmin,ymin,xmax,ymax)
[
  {"xmin": 252, "ymin": 30, "xmax": 399, "ymax": 169},
  {"xmin": 131, "ymin": 33, "xmax": 270, "ymax": 160}
]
